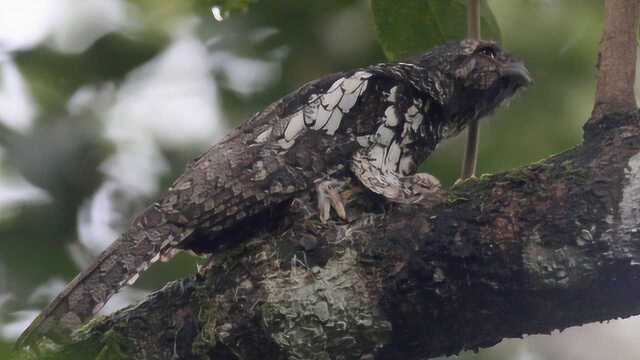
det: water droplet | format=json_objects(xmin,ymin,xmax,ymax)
[{"xmin": 211, "ymin": 6, "xmax": 224, "ymax": 22}]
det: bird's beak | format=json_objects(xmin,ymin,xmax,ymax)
[{"xmin": 501, "ymin": 62, "xmax": 533, "ymax": 86}]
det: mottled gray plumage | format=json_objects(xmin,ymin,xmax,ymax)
[{"xmin": 16, "ymin": 39, "xmax": 531, "ymax": 348}]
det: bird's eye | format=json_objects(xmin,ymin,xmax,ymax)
[{"xmin": 478, "ymin": 47, "xmax": 497, "ymax": 59}]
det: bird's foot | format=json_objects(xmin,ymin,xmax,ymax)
[
  {"xmin": 316, "ymin": 178, "xmax": 350, "ymax": 223},
  {"xmin": 393, "ymin": 172, "xmax": 445, "ymax": 205}
]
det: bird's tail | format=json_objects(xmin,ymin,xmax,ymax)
[{"xmin": 14, "ymin": 205, "xmax": 187, "ymax": 349}]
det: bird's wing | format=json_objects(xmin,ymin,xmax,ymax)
[{"xmin": 15, "ymin": 70, "xmax": 374, "ymax": 348}]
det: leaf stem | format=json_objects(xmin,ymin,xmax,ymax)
[
  {"xmin": 461, "ymin": 0, "xmax": 481, "ymax": 180},
  {"xmin": 467, "ymin": 0, "xmax": 480, "ymax": 39}
]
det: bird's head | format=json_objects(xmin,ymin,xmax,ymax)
[{"xmin": 410, "ymin": 39, "xmax": 532, "ymax": 137}]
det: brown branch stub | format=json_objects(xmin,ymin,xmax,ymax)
[{"xmin": 591, "ymin": 0, "xmax": 640, "ymax": 121}]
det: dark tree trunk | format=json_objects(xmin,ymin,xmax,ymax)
[{"xmin": 36, "ymin": 111, "xmax": 640, "ymax": 360}]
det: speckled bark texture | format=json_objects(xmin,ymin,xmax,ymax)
[{"xmin": 19, "ymin": 111, "xmax": 640, "ymax": 360}]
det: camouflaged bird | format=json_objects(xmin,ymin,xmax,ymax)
[{"xmin": 16, "ymin": 39, "xmax": 531, "ymax": 348}]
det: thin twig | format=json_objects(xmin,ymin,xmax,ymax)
[{"xmin": 461, "ymin": 0, "xmax": 481, "ymax": 180}]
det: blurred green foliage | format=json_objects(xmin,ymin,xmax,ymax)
[
  {"xmin": 0, "ymin": 0, "xmax": 611, "ymax": 358},
  {"xmin": 14, "ymin": 33, "xmax": 166, "ymax": 115},
  {"xmin": 210, "ymin": 0, "xmax": 259, "ymax": 13},
  {"xmin": 371, "ymin": 0, "xmax": 501, "ymax": 60}
]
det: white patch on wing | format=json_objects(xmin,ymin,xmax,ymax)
[
  {"xmin": 386, "ymin": 86, "xmax": 398, "ymax": 102},
  {"xmin": 357, "ymin": 71, "xmax": 373, "ymax": 79},
  {"xmin": 338, "ymin": 92, "xmax": 359, "ymax": 111},
  {"xmin": 355, "ymin": 92, "xmax": 430, "ymax": 182},
  {"xmin": 322, "ymin": 87, "xmax": 343, "ymax": 109},
  {"xmin": 384, "ymin": 141, "xmax": 402, "ymax": 172},
  {"xmin": 384, "ymin": 106, "xmax": 399, "ymax": 127},
  {"xmin": 327, "ymin": 77, "xmax": 345, "ymax": 93},
  {"xmin": 351, "ymin": 83, "xmax": 435, "ymax": 201},
  {"xmin": 340, "ymin": 78, "xmax": 363, "ymax": 94},
  {"xmin": 407, "ymin": 106, "xmax": 423, "ymax": 131},
  {"xmin": 278, "ymin": 71, "xmax": 372, "ymax": 148},
  {"xmin": 255, "ymin": 127, "xmax": 272, "ymax": 143},
  {"xmin": 375, "ymin": 126, "xmax": 395, "ymax": 146},
  {"xmin": 341, "ymin": 71, "xmax": 372, "ymax": 93},
  {"xmin": 307, "ymin": 93, "xmax": 320, "ymax": 103},
  {"xmin": 369, "ymin": 145, "xmax": 385, "ymax": 168},
  {"xmin": 312, "ymin": 104, "xmax": 333, "ymax": 131},
  {"xmin": 324, "ymin": 109, "xmax": 343, "ymax": 135},
  {"xmin": 397, "ymin": 62, "xmax": 419, "ymax": 69},
  {"xmin": 126, "ymin": 273, "xmax": 140, "ymax": 286},
  {"xmin": 284, "ymin": 111, "xmax": 305, "ymax": 141}
]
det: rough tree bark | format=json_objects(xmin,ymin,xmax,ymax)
[{"xmin": 19, "ymin": 111, "xmax": 640, "ymax": 360}]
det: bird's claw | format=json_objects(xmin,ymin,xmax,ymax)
[
  {"xmin": 317, "ymin": 179, "xmax": 348, "ymax": 223},
  {"xmin": 399, "ymin": 172, "xmax": 445, "ymax": 205}
]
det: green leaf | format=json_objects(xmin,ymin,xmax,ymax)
[
  {"xmin": 371, "ymin": 0, "xmax": 502, "ymax": 60},
  {"xmin": 14, "ymin": 32, "xmax": 166, "ymax": 115},
  {"xmin": 480, "ymin": 1, "xmax": 502, "ymax": 43}
]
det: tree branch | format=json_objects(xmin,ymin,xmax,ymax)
[
  {"xmin": 591, "ymin": 0, "xmax": 640, "ymax": 120},
  {"xmin": 24, "ymin": 111, "xmax": 640, "ymax": 360}
]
